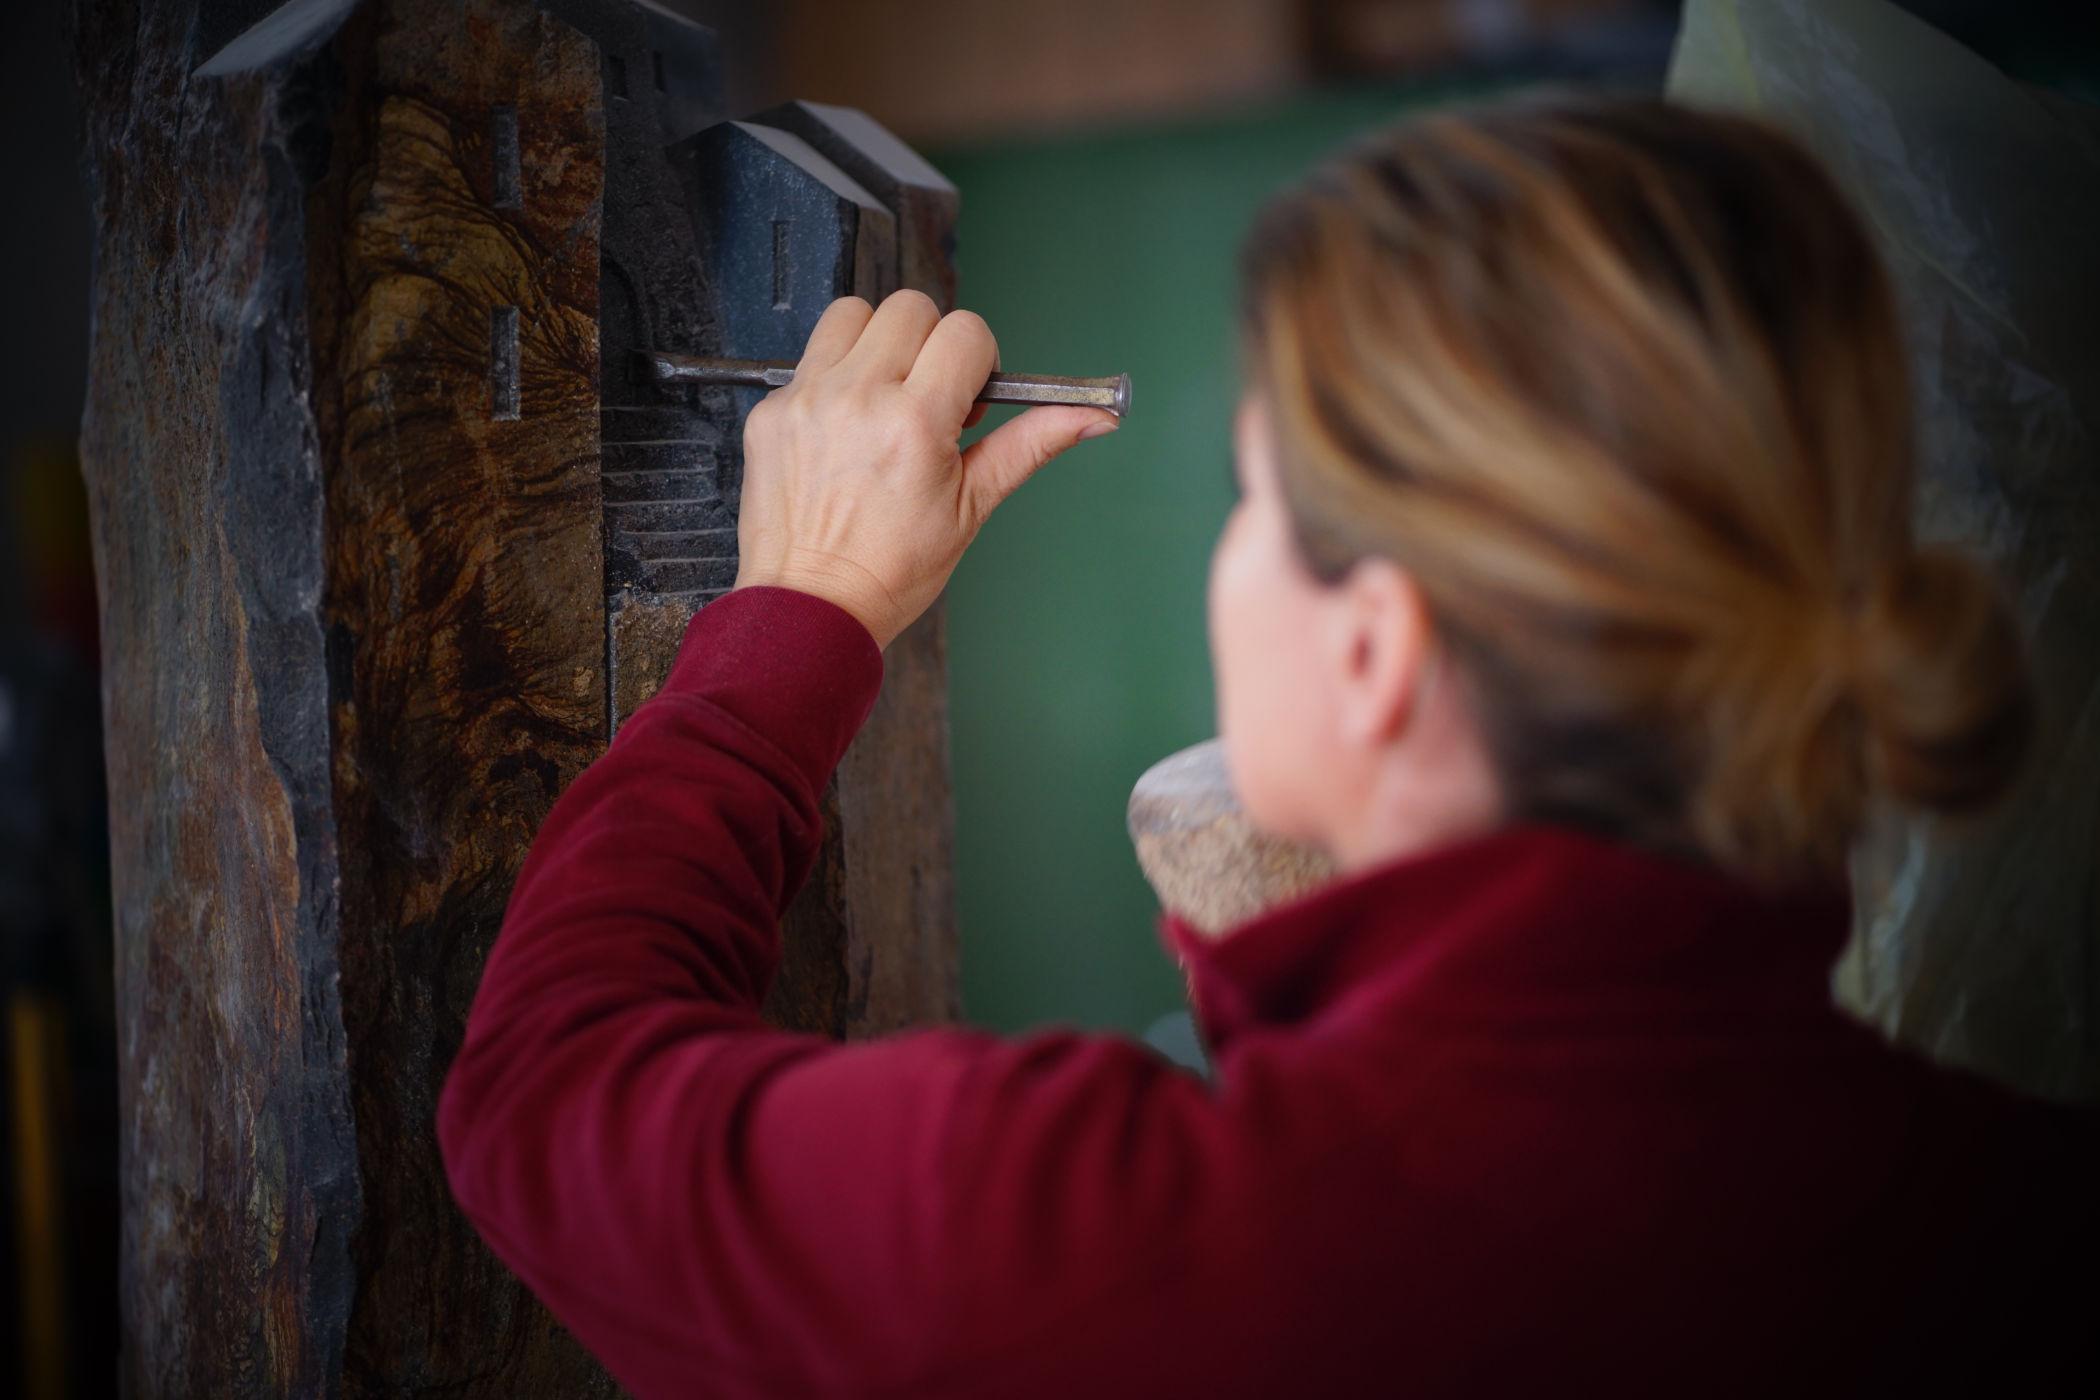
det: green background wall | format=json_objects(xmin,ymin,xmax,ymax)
[{"xmin": 931, "ymin": 86, "xmax": 1492, "ymax": 1037}]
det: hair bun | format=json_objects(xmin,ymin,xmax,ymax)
[{"xmin": 1853, "ymin": 549, "xmax": 2035, "ymax": 813}]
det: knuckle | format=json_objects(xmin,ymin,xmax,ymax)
[
  {"xmin": 886, "ymin": 288, "xmax": 938, "ymax": 318},
  {"xmin": 944, "ymin": 308, "xmax": 996, "ymax": 359},
  {"xmin": 744, "ymin": 397, "xmax": 785, "ymax": 443}
]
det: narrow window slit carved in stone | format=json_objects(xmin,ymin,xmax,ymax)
[
  {"xmin": 491, "ymin": 106, "xmax": 521, "ymax": 209},
  {"xmin": 652, "ymin": 51, "xmax": 666, "ymax": 92},
  {"xmin": 491, "ymin": 305, "xmax": 521, "ymax": 420},
  {"xmin": 608, "ymin": 53, "xmax": 629, "ymax": 101},
  {"xmin": 771, "ymin": 220, "xmax": 792, "ymax": 309}
]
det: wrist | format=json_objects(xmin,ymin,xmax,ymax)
[{"xmin": 734, "ymin": 554, "xmax": 899, "ymax": 649}]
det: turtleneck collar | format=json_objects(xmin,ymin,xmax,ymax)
[{"xmin": 1156, "ymin": 824, "xmax": 1852, "ymax": 1060}]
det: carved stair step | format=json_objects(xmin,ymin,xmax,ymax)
[
  {"xmin": 601, "ymin": 467, "xmax": 720, "ymax": 504},
  {"xmin": 601, "ymin": 436, "xmax": 717, "ymax": 470},
  {"xmin": 605, "ymin": 497, "xmax": 735, "ymax": 535},
  {"xmin": 638, "ymin": 556, "xmax": 739, "ymax": 596},
  {"xmin": 622, "ymin": 526, "xmax": 738, "ymax": 560}
]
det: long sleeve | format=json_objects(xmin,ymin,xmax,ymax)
[
  {"xmin": 435, "ymin": 588, "xmax": 1245, "ymax": 1398},
  {"xmin": 437, "ymin": 585, "xmax": 2100, "ymax": 1395}
]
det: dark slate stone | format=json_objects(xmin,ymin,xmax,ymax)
[
  {"xmin": 682, "ymin": 120, "xmax": 897, "ymax": 362},
  {"xmin": 75, "ymin": 0, "xmax": 362, "ymax": 1389},
  {"xmin": 194, "ymin": 0, "xmax": 360, "ymax": 75},
  {"xmin": 599, "ymin": 403, "xmax": 725, "ymax": 444},
  {"xmin": 600, "ymin": 467, "xmax": 721, "ymax": 505},
  {"xmin": 749, "ymin": 99, "xmax": 960, "ymax": 309}
]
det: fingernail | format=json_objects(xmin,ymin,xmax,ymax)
[{"xmin": 1079, "ymin": 417, "xmax": 1119, "ymax": 441}]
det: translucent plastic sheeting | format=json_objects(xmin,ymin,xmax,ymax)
[{"xmin": 1669, "ymin": 0, "xmax": 2100, "ymax": 1100}]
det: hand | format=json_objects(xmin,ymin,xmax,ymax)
[{"xmin": 732, "ymin": 291, "xmax": 1119, "ymax": 649}]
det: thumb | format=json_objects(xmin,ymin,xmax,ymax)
[{"xmin": 961, "ymin": 406, "xmax": 1118, "ymax": 520}]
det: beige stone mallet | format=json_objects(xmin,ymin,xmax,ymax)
[{"xmin": 1127, "ymin": 740, "xmax": 1336, "ymax": 939}]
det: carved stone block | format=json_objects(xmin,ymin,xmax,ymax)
[{"xmin": 752, "ymin": 99, "xmax": 961, "ymax": 310}]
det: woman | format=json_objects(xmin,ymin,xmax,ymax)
[{"xmin": 438, "ymin": 97, "xmax": 2096, "ymax": 1395}]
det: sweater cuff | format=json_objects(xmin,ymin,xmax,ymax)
[{"xmin": 659, "ymin": 586, "xmax": 885, "ymax": 792}]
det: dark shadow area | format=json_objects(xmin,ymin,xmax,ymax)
[{"xmin": 2, "ymin": 4, "xmax": 115, "ymax": 1397}]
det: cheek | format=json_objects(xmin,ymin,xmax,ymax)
[{"xmin": 1208, "ymin": 506, "xmax": 1330, "ymax": 840}]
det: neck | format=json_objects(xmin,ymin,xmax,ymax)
[
  {"xmin": 1326, "ymin": 658, "xmax": 1505, "ymax": 877},
  {"xmin": 1328, "ymin": 768, "xmax": 1501, "ymax": 876}
]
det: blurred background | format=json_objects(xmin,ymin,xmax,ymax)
[
  {"xmin": 676, "ymin": 0, "xmax": 2100, "ymax": 1048},
  {"xmin": 3, "ymin": 1, "xmax": 2097, "ymax": 1393}
]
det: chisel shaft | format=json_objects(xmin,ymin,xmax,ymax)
[{"xmin": 640, "ymin": 351, "xmax": 1131, "ymax": 417}]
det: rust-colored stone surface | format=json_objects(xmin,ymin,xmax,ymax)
[
  {"xmin": 309, "ymin": 1, "xmax": 615, "ymax": 1393},
  {"xmin": 609, "ymin": 592, "xmax": 698, "ymax": 728}
]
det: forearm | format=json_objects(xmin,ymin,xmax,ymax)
[
  {"xmin": 433, "ymin": 585, "xmax": 1233, "ymax": 1396},
  {"xmin": 436, "ymin": 587, "xmax": 882, "ymax": 1265}
]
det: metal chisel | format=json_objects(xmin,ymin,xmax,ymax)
[{"xmin": 640, "ymin": 351, "xmax": 1132, "ymax": 418}]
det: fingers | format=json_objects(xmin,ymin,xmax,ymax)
[
  {"xmin": 906, "ymin": 309, "xmax": 999, "ymax": 425},
  {"xmin": 798, "ymin": 295, "xmax": 999, "ymax": 438},
  {"xmin": 839, "ymin": 289, "xmax": 942, "ymax": 384},
  {"xmin": 797, "ymin": 296, "xmax": 875, "ymax": 373},
  {"xmin": 960, "ymin": 405, "xmax": 1118, "ymax": 521}
]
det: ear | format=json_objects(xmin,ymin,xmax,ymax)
[{"xmin": 1331, "ymin": 557, "xmax": 1433, "ymax": 748}]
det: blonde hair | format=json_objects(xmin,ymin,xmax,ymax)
[{"xmin": 1241, "ymin": 96, "xmax": 2033, "ymax": 880}]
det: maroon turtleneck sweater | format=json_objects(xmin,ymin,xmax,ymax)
[{"xmin": 438, "ymin": 587, "xmax": 2097, "ymax": 1397}]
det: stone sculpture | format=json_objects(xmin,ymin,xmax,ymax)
[{"xmin": 72, "ymin": 0, "xmax": 962, "ymax": 1391}]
